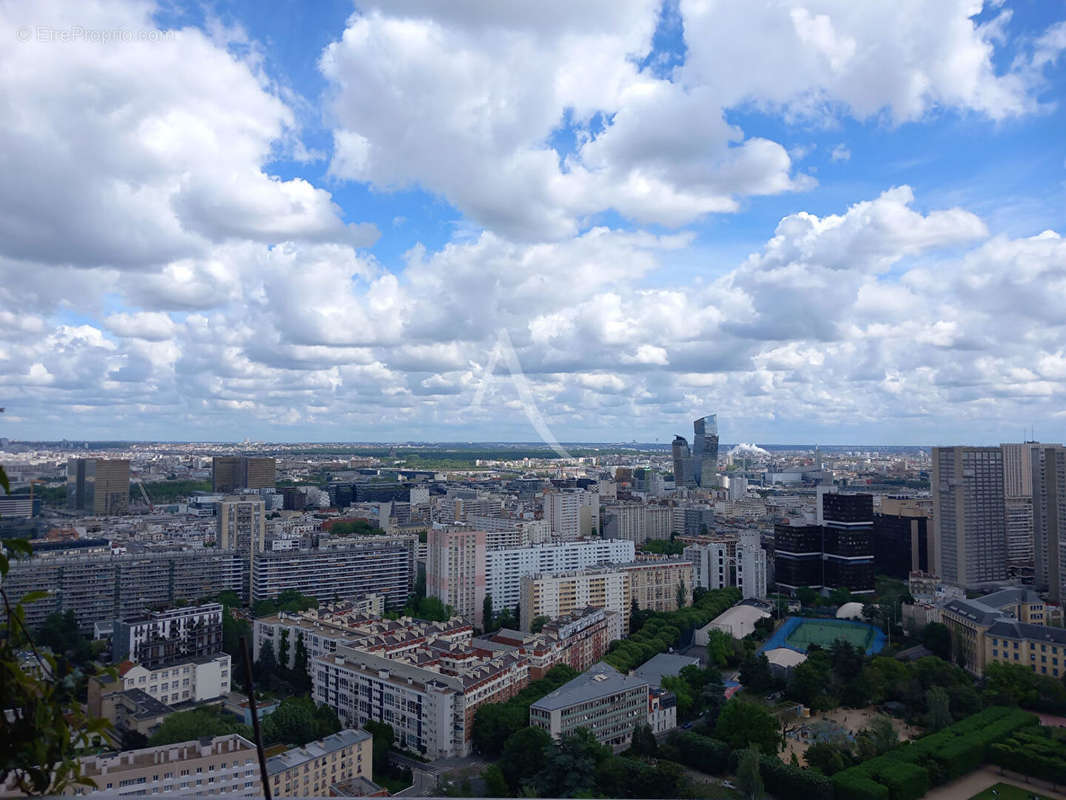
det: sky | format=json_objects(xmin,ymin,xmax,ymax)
[{"xmin": 1, "ymin": 0, "xmax": 1066, "ymax": 446}]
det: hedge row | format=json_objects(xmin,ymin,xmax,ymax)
[
  {"xmin": 663, "ymin": 731, "xmax": 832, "ymax": 800},
  {"xmin": 989, "ymin": 727, "xmax": 1066, "ymax": 785},
  {"xmin": 832, "ymin": 706, "xmax": 1038, "ymax": 800}
]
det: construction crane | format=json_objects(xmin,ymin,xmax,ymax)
[{"xmin": 132, "ymin": 479, "xmax": 155, "ymax": 512}]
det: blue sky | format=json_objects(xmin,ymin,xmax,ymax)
[{"xmin": 1, "ymin": 0, "xmax": 1065, "ymax": 445}]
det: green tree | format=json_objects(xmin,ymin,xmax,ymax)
[
  {"xmin": 736, "ymin": 744, "xmax": 764, "ymax": 800},
  {"xmin": 829, "ymin": 639, "xmax": 864, "ymax": 682},
  {"xmin": 921, "ymin": 622, "xmax": 952, "ymax": 661},
  {"xmin": 828, "ymin": 587, "xmax": 852, "ymax": 607},
  {"xmin": 530, "ymin": 615, "xmax": 550, "ymax": 633},
  {"xmin": 35, "ymin": 611, "xmax": 93, "ymax": 669},
  {"xmin": 500, "ymin": 725, "xmax": 551, "ymax": 792},
  {"xmin": 255, "ymin": 639, "xmax": 279, "ymax": 690},
  {"xmin": 291, "ymin": 632, "xmax": 311, "ymax": 694},
  {"xmin": 804, "ymin": 742, "xmax": 850, "ymax": 775},
  {"xmin": 855, "ymin": 714, "xmax": 898, "ymax": 759},
  {"xmin": 628, "ymin": 723, "xmax": 658, "ymax": 757},
  {"xmin": 629, "ymin": 597, "xmax": 642, "ymax": 634},
  {"xmin": 536, "ymin": 728, "xmax": 610, "ymax": 798},
  {"xmin": 676, "ymin": 577, "xmax": 687, "ymax": 610},
  {"xmin": 926, "ymin": 686, "xmax": 952, "ymax": 731},
  {"xmin": 472, "ymin": 701, "xmax": 527, "ymax": 757},
  {"xmin": 481, "ymin": 764, "xmax": 509, "ymax": 797},
  {"xmin": 277, "ymin": 629, "xmax": 291, "ymax": 672},
  {"xmin": 149, "ymin": 707, "xmax": 250, "ymax": 746},
  {"xmin": 739, "ymin": 653, "xmax": 774, "ymax": 693},
  {"xmin": 260, "ymin": 696, "xmax": 339, "ymax": 747},
  {"xmin": 363, "ymin": 720, "xmax": 395, "ymax": 776},
  {"xmin": 788, "ymin": 651, "xmax": 833, "ymax": 709},
  {"xmin": 796, "ymin": 586, "xmax": 818, "ymax": 607},
  {"xmin": 483, "ymin": 595, "xmax": 494, "ymax": 633},
  {"xmin": 713, "ymin": 698, "xmax": 779, "ymax": 754}
]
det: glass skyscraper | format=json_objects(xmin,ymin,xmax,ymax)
[{"xmin": 673, "ymin": 415, "xmax": 718, "ymax": 488}]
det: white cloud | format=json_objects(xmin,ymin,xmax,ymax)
[{"xmin": 831, "ymin": 143, "xmax": 851, "ymax": 162}]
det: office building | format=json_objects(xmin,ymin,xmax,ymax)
[
  {"xmin": 773, "ymin": 522, "xmax": 823, "ymax": 590},
  {"xmin": 66, "ymin": 458, "xmax": 130, "ymax": 515},
  {"xmin": 211, "ymin": 456, "xmax": 276, "ymax": 492},
  {"xmin": 671, "ymin": 505, "xmax": 714, "ymax": 537},
  {"xmin": 485, "ymin": 538, "xmax": 635, "ymax": 612},
  {"xmin": 112, "ymin": 603, "xmax": 223, "ymax": 668},
  {"xmin": 933, "ymin": 446, "xmax": 1008, "ymax": 588},
  {"xmin": 821, "ymin": 493, "xmax": 875, "ymax": 593},
  {"xmin": 529, "ymin": 662, "xmax": 651, "ymax": 750},
  {"xmin": 671, "ymin": 435, "xmax": 694, "ymax": 489},
  {"xmin": 268, "ymin": 729, "xmax": 374, "ymax": 798},
  {"xmin": 1002, "ymin": 443, "xmax": 1038, "ymax": 570},
  {"xmin": 252, "ymin": 538, "xmax": 415, "ymax": 608},
  {"xmin": 873, "ymin": 498, "xmax": 933, "ymax": 579},
  {"xmin": 520, "ymin": 567, "xmax": 628, "ymax": 631},
  {"xmin": 427, "ymin": 527, "xmax": 487, "ymax": 627},
  {"xmin": 1032, "ymin": 444, "xmax": 1066, "ymax": 602},
  {"xmin": 4, "ymin": 550, "xmax": 245, "ymax": 633},
  {"xmin": 672, "ymin": 415, "xmax": 719, "ymax": 489},
  {"xmin": 0, "ymin": 495, "xmax": 38, "ymax": 518},
  {"xmin": 89, "ymin": 653, "xmax": 231, "ymax": 711}
]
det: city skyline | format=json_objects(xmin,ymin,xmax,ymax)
[{"xmin": 2, "ymin": 1, "xmax": 1065, "ymax": 445}]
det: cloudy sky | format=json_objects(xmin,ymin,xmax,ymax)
[{"xmin": 2, "ymin": 0, "xmax": 1065, "ymax": 445}]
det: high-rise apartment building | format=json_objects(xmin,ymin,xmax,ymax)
[
  {"xmin": 427, "ymin": 528, "xmax": 487, "ymax": 627},
  {"xmin": 544, "ymin": 489, "xmax": 583, "ymax": 541},
  {"xmin": 66, "ymin": 458, "xmax": 130, "ymax": 515},
  {"xmin": 218, "ymin": 496, "xmax": 266, "ymax": 598},
  {"xmin": 1032, "ymin": 444, "xmax": 1066, "ymax": 602},
  {"xmin": 520, "ymin": 567, "xmax": 629, "ymax": 631},
  {"xmin": 685, "ymin": 535, "xmax": 767, "ymax": 599},
  {"xmin": 622, "ymin": 559, "xmax": 695, "ymax": 611},
  {"xmin": 933, "ymin": 446, "xmax": 1008, "ymax": 588},
  {"xmin": 211, "ymin": 456, "xmax": 276, "ymax": 492},
  {"xmin": 112, "ymin": 603, "xmax": 224, "ymax": 668},
  {"xmin": 485, "ymin": 539, "xmax": 635, "ymax": 612}
]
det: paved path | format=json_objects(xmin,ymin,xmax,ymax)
[{"xmin": 921, "ymin": 766, "xmax": 1066, "ymax": 800}]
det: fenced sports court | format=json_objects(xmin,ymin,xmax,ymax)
[{"xmin": 759, "ymin": 616, "xmax": 886, "ymax": 656}]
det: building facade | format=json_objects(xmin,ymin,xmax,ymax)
[
  {"xmin": 520, "ymin": 567, "xmax": 629, "ymax": 631},
  {"xmin": 66, "ymin": 458, "xmax": 130, "ymax": 515},
  {"xmin": 89, "ymin": 654, "xmax": 232, "ymax": 711},
  {"xmin": 622, "ymin": 559, "xmax": 695, "ymax": 612},
  {"xmin": 267, "ymin": 729, "xmax": 373, "ymax": 798},
  {"xmin": 427, "ymin": 528, "xmax": 487, "ymax": 628},
  {"xmin": 933, "ymin": 446, "xmax": 1008, "ymax": 588},
  {"xmin": 212, "ymin": 456, "xmax": 276, "ymax": 492},
  {"xmin": 1032, "ymin": 444, "xmax": 1066, "ymax": 602},
  {"xmin": 112, "ymin": 603, "xmax": 223, "ymax": 668}
]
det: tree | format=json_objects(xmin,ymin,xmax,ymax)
[
  {"xmin": 704, "ymin": 629, "xmax": 734, "ymax": 668},
  {"xmin": 921, "ymin": 622, "xmax": 952, "ymax": 661},
  {"xmin": 788, "ymin": 652, "xmax": 832, "ymax": 709},
  {"xmin": 1, "ymin": 533, "xmax": 111, "ymax": 796},
  {"xmin": 500, "ymin": 725, "xmax": 552, "ymax": 792},
  {"xmin": 472, "ymin": 701, "xmax": 527, "ymax": 757},
  {"xmin": 277, "ymin": 629, "xmax": 291, "ymax": 672},
  {"xmin": 804, "ymin": 741, "xmax": 850, "ymax": 775},
  {"xmin": 855, "ymin": 715, "xmax": 897, "ymax": 760},
  {"xmin": 925, "ymin": 686, "xmax": 952, "ymax": 731},
  {"xmin": 628, "ymin": 722, "xmax": 658, "ymax": 757},
  {"xmin": 713, "ymin": 698, "xmax": 779, "ymax": 754},
  {"xmin": 261, "ymin": 696, "xmax": 327, "ymax": 747},
  {"xmin": 481, "ymin": 764, "xmax": 509, "ymax": 797},
  {"xmin": 35, "ymin": 611, "xmax": 93, "ymax": 669},
  {"xmin": 629, "ymin": 597, "xmax": 642, "ymax": 634},
  {"xmin": 536, "ymin": 728, "xmax": 610, "ymax": 798},
  {"xmin": 828, "ymin": 587, "xmax": 852, "ymax": 607},
  {"xmin": 739, "ymin": 653, "xmax": 774, "ymax": 693},
  {"xmin": 149, "ymin": 707, "xmax": 250, "ymax": 746},
  {"xmin": 482, "ymin": 595, "xmax": 494, "ymax": 633},
  {"xmin": 736, "ymin": 744, "xmax": 765, "ymax": 800},
  {"xmin": 291, "ymin": 632, "xmax": 311, "ymax": 694},
  {"xmin": 676, "ymin": 577, "xmax": 687, "ymax": 610},
  {"xmin": 796, "ymin": 587, "xmax": 818, "ymax": 607},
  {"xmin": 363, "ymin": 720, "xmax": 395, "ymax": 776},
  {"xmin": 255, "ymin": 639, "xmax": 279, "ymax": 690},
  {"xmin": 530, "ymin": 615, "xmax": 550, "ymax": 633}
]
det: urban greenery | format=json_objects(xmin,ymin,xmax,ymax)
[{"xmin": 470, "ymin": 664, "xmax": 580, "ymax": 757}]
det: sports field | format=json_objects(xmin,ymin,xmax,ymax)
[{"xmin": 786, "ymin": 619, "xmax": 874, "ymax": 650}]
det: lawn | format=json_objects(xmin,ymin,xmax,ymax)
[{"xmin": 969, "ymin": 782, "xmax": 1054, "ymax": 799}]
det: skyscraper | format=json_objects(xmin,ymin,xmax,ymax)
[
  {"xmin": 1032, "ymin": 444, "xmax": 1066, "ymax": 602},
  {"xmin": 218, "ymin": 496, "xmax": 266, "ymax": 599},
  {"xmin": 426, "ymin": 528, "xmax": 487, "ymax": 627},
  {"xmin": 212, "ymin": 456, "xmax": 276, "ymax": 492},
  {"xmin": 932, "ymin": 446, "xmax": 1008, "ymax": 589},
  {"xmin": 1001, "ymin": 442, "xmax": 1038, "ymax": 570},
  {"xmin": 66, "ymin": 458, "xmax": 130, "ymax": 515},
  {"xmin": 672, "ymin": 415, "xmax": 719, "ymax": 489}
]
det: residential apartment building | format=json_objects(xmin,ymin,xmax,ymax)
[
  {"xmin": 218, "ymin": 496, "xmax": 265, "ymax": 597},
  {"xmin": 933, "ymin": 446, "xmax": 1008, "ymax": 588},
  {"xmin": 3, "ymin": 549, "xmax": 244, "ymax": 632},
  {"xmin": 544, "ymin": 490, "xmax": 583, "ymax": 541},
  {"xmin": 66, "ymin": 458, "xmax": 130, "ymax": 515},
  {"xmin": 251, "ymin": 537, "xmax": 415, "ymax": 608},
  {"xmin": 601, "ymin": 502, "xmax": 647, "ymax": 543},
  {"xmin": 313, "ymin": 641, "xmax": 528, "ymax": 758},
  {"xmin": 520, "ymin": 566, "xmax": 629, "ymax": 631},
  {"xmin": 211, "ymin": 456, "xmax": 276, "ymax": 492},
  {"xmin": 89, "ymin": 654, "xmax": 231, "ymax": 711},
  {"xmin": 685, "ymin": 536, "xmax": 767, "ymax": 599},
  {"xmin": 645, "ymin": 505, "xmax": 673, "ymax": 541},
  {"xmin": 267, "ymin": 729, "xmax": 374, "ymax": 798},
  {"xmin": 466, "ymin": 515, "xmax": 550, "ymax": 549},
  {"xmin": 671, "ymin": 504, "xmax": 714, "ymax": 537},
  {"xmin": 622, "ymin": 559, "xmax": 695, "ymax": 612},
  {"xmin": 1032, "ymin": 444, "xmax": 1066, "ymax": 602},
  {"xmin": 529, "ymin": 662, "xmax": 651, "ymax": 750},
  {"xmin": 484, "ymin": 538, "xmax": 635, "ymax": 613},
  {"xmin": 427, "ymin": 528, "xmax": 487, "ymax": 627},
  {"xmin": 112, "ymin": 603, "xmax": 223, "ymax": 668}
]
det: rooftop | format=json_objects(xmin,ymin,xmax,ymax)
[
  {"xmin": 987, "ymin": 620, "xmax": 1066, "ymax": 645},
  {"xmin": 531, "ymin": 662, "xmax": 648, "ymax": 712},
  {"xmin": 633, "ymin": 652, "xmax": 700, "ymax": 688},
  {"xmin": 266, "ymin": 729, "xmax": 372, "ymax": 776}
]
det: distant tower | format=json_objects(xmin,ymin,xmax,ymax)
[{"xmin": 672, "ymin": 436, "xmax": 693, "ymax": 488}]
